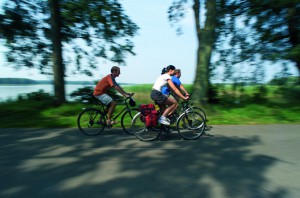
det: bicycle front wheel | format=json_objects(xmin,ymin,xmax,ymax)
[
  {"xmin": 77, "ymin": 108, "xmax": 106, "ymax": 136},
  {"xmin": 191, "ymin": 107, "xmax": 207, "ymax": 121},
  {"xmin": 176, "ymin": 111, "xmax": 205, "ymax": 140},
  {"xmin": 121, "ymin": 108, "xmax": 141, "ymax": 135}
]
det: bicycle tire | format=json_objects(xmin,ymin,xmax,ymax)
[
  {"xmin": 121, "ymin": 108, "xmax": 140, "ymax": 135},
  {"xmin": 176, "ymin": 111, "xmax": 205, "ymax": 140},
  {"xmin": 77, "ymin": 108, "xmax": 106, "ymax": 136},
  {"xmin": 131, "ymin": 113, "xmax": 161, "ymax": 141}
]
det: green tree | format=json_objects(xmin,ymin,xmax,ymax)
[
  {"xmin": 0, "ymin": 0, "xmax": 139, "ymax": 104},
  {"xmin": 217, "ymin": 0, "xmax": 300, "ymax": 83}
]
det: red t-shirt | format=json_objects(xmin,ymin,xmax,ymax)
[{"xmin": 93, "ymin": 74, "xmax": 115, "ymax": 96}]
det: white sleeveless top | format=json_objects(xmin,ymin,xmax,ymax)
[{"xmin": 152, "ymin": 74, "xmax": 171, "ymax": 92}]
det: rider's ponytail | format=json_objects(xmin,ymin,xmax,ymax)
[{"xmin": 161, "ymin": 67, "xmax": 167, "ymax": 75}]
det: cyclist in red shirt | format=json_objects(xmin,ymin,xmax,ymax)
[{"xmin": 93, "ymin": 66, "xmax": 132, "ymax": 125}]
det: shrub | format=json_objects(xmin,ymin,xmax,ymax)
[
  {"xmin": 208, "ymin": 84, "xmax": 219, "ymax": 104},
  {"xmin": 252, "ymin": 85, "xmax": 268, "ymax": 103},
  {"xmin": 70, "ymin": 86, "xmax": 124, "ymax": 103},
  {"xmin": 24, "ymin": 90, "xmax": 53, "ymax": 102},
  {"xmin": 70, "ymin": 87, "xmax": 95, "ymax": 103}
]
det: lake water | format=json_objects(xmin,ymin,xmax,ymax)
[{"xmin": 0, "ymin": 84, "xmax": 94, "ymax": 102}]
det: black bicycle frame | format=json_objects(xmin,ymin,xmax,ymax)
[{"xmin": 104, "ymin": 97, "xmax": 133, "ymax": 121}]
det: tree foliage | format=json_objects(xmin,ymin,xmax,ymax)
[
  {"xmin": 215, "ymin": 0, "xmax": 300, "ymax": 82},
  {"xmin": 0, "ymin": 0, "xmax": 139, "ymax": 75},
  {"xmin": 0, "ymin": 0, "xmax": 139, "ymax": 104}
]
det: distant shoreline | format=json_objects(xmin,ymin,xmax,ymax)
[
  {"xmin": 0, "ymin": 78, "xmax": 135, "ymax": 86},
  {"xmin": 0, "ymin": 78, "xmax": 93, "ymax": 85}
]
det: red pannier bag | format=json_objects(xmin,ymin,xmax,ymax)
[
  {"xmin": 139, "ymin": 104, "xmax": 155, "ymax": 115},
  {"xmin": 138, "ymin": 104, "xmax": 159, "ymax": 127},
  {"xmin": 145, "ymin": 110, "xmax": 159, "ymax": 127}
]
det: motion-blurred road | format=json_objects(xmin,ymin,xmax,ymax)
[{"xmin": 0, "ymin": 125, "xmax": 299, "ymax": 198}]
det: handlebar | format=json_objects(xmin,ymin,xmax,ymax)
[
  {"xmin": 125, "ymin": 93, "xmax": 135, "ymax": 99},
  {"xmin": 125, "ymin": 93, "xmax": 136, "ymax": 107}
]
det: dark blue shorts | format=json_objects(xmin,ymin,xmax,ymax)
[{"xmin": 150, "ymin": 89, "xmax": 168, "ymax": 104}]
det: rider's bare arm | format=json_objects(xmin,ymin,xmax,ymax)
[
  {"xmin": 180, "ymin": 84, "xmax": 189, "ymax": 96},
  {"xmin": 114, "ymin": 86, "xmax": 131, "ymax": 97},
  {"xmin": 167, "ymin": 80, "xmax": 188, "ymax": 100}
]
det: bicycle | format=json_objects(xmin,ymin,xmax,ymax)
[
  {"xmin": 77, "ymin": 94, "xmax": 139, "ymax": 136},
  {"xmin": 131, "ymin": 97, "xmax": 206, "ymax": 141}
]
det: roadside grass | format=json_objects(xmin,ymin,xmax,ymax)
[
  {"xmin": 0, "ymin": 84, "xmax": 299, "ymax": 128},
  {"xmin": 209, "ymin": 103, "xmax": 300, "ymax": 124}
]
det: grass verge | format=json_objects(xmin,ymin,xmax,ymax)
[{"xmin": 0, "ymin": 84, "xmax": 299, "ymax": 127}]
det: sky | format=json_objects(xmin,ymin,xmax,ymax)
[{"xmin": 0, "ymin": 0, "xmax": 298, "ymax": 84}]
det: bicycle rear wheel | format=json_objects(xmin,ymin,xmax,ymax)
[
  {"xmin": 131, "ymin": 113, "xmax": 161, "ymax": 141},
  {"xmin": 121, "ymin": 108, "xmax": 140, "ymax": 135},
  {"xmin": 176, "ymin": 111, "xmax": 205, "ymax": 140},
  {"xmin": 77, "ymin": 108, "xmax": 106, "ymax": 136}
]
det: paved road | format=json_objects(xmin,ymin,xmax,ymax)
[{"xmin": 0, "ymin": 125, "xmax": 299, "ymax": 198}]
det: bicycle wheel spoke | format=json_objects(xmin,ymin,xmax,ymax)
[
  {"xmin": 189, "ymin": 107, "xmax": 207, "ymax": 121},
  {"xmin": 134, "ymin": 127, "xmax": 161, "ymax": 141},
  {"xmin": 121, "ymin": 108, "xmax": 142, "ymax": 135},
  {"xmin": 127, "ymin": 112, "xmax": 159, "ymax": 141}
]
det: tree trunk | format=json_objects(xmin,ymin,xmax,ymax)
[
  {"xmin": 49, "ymin": 0, "xmax": 65, "ymax": 104},
  {"xmin": 192, "ymin": 0, "xmax": 216, "ymax": 106}
]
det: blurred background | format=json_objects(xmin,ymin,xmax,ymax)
[{"xmin": 0, "ymin": 0, "xmax": 299, "ymax": 127}]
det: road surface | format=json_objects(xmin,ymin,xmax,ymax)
[{"xmin": 0, "ymin": 125, "xmax": 299, "ymax": 198}]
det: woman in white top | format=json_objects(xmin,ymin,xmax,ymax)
[{"xmin": 150, "ymin": 65, "xmax": 189, "ymax": 125}]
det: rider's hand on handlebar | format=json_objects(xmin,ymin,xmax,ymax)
[
  {"xmin": 125, "ymin": 93, "xmax": 134, "ymax": 98},
  {"xmin": 183, "ymin": 95, "xmax": 189, "ymax": 100}
]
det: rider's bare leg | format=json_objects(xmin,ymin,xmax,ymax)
[
  {"xmin": 161, "ymin": 97, "xmax": 177, "ymax": 117},
  {"xmin": 107, "ymin": 101, "xmax": 117, "ymax": 124}
]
